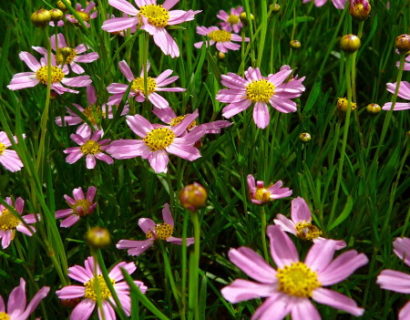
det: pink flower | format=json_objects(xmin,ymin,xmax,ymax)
[
  {"xmin": 107, "ymin": 61, "xmax": 185, "ymax": 110},
  {"xmin": 0, "ymin": 131, "xmax": 24, "ymax": 172},
  {"xmin": 397, "ymin": 55, "xmax": 410, "ymax": 71},
  {"xmin": 216, "ymin": 66, "xmax": 305, "ymax": 129},
  {"xmin": 273, "ymin": 197, "xmax": 346, "ymax": 249},
  {"xmin": 56, "ymin": 256, "xmax": 147, "ymax": 320},
  {"xmin": 383, "ymin": 81, "xmax": 410, "ymax": 111},
  {"xmin": 66, "ymin": 2, "xmax": 98, "ymax": 28},
  {"xmin": 0, "ymin": 278, "xmax": 49, "ymax": 320},
  {"xmin": 63, "ymin": 127, "xmax": 114, "ymax": 169},
  {"xmin": 302, "ymin": 0, "xmax": 347, "ymax": 9},
  {"xmin": 217, "ymin": 7, "xmax": 244, "ymax": 33},
  {"xmin": 0, "ymin": 197, "xmax": 39, "ymax": 249},
  {"xmin": 7, "ymin": 52, "xmax": 92, "ymax": 94},
  {"xmin": 117, "ymin": 203, "xmax": 194, "ymax": 256},
  {"xmin": 247, "ymin": 174, "xmax": 292, "ymax": 205},
  {"xmin": 107, "ymin": 114, "xmax": 205, "ymax": 173},
  {"xmin": 55, "ymin": 186, "xmax": 97, "ymax": 228},
  {"xmin": 221, "ymin": 225, "xmax": 368, "ymax": 319},
  {"xmin": 32, "ymin": 34, "xmax": 99, "ymax": 74},
  {"xmin": 102, "ymin": 0, "xmax": 200, "ymax": 58},
  {"xmin": 194, "ymin": 26, "xmax": 249, "ymax": 53}
]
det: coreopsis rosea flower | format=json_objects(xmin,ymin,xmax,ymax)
[
  {"xmin": 66, "ymin": 2, "xmax": 98, "ymax": 27},
  {"xmin": 217, "ymin": 7, "xmax": 244, "ymax": 33},
  {"xmin": 0, "ymin": 278, "xmax": 49, "ymax": 320},
  {"xmin": 377, "ymin": 237, "xmax": 410, "ymax": 320},
  {"xmin": 302, "ymin": 0, "xmax": 347, "ymax": 9},
  {"xmin": 117, "ymin": 203, "xmax": 194, "ymax": 256},
  {"xmin": 55, "ymin": 186, "xmax": 97, "ymax": 228},
  {"xmin": 194, "ymin": 26, "xmax": 249, "ymax": 53},
  {"xmin": 56, "ymin": 256, "xmax": 147, "ymax": 320},
  {"xmin": 7, "ymin": 52, "xmax": 92, "ymax": 94},
  {"xmin": 0, "ymin": 131, "xmax": 24, "ymax": 172},
  {"xmin": 247, "ymin": 174, "xmax": 292, "ymax": 205},
  {"xmin": 102, "ymin": 0, "xmax": 200, "ymax": 57},
  {"xmin": 383, "ymin": 81, "xmax": 410, "ymax": 111},
  {"xmin": 221, "ymin": 225, "xmax": 368, "ymax": 319},
  {"xmin": 273, "ymin": 197, "xmax": 346, "ymax": 249},
  {"xmin": 0, "ymin": 197, "xmax": 39, "ymax": 249},
  {"xmin": 107, "ymin": 61, "xmax": 185, "ymax": 110},
  {"xmin": 216, "ymin": 66, "xmax": 305, "ymax": 129}
]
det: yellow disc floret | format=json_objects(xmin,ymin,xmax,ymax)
[
  {"xmin": 254, "ymin": 187, "xmax": 271, "ymax": 202},
  {"xmin": 139, "ymin": 4, "xmax": 169, "ymax": 28},
  {"xmin": 80, "ymin": 140, "xmax": 101, "ymax": 155},
  {"xmin": 143, "ymin": 128, "xmax": 175, "ymax": 151},
  {"xmin": 227, "ymin": 14, "xmax": 240, "ymax": 25},
  {"xmin": 36, "ymin": 66, "xmax": 65, "ymax": 84},
  {"xmin": 70, "ymin": 199, "xmax": 92, "ymax": 216},
  {"xmin": 276, "ymin": 262, "xmax": 321, "ymax": 298},
  {"xmin": 84, "ymin": 275, "xmax": 113, "ymax": 301},
  {"xmin": 76, "ymin": 11, "xmax": 90, "ymax": 22},
  {"xmin": 0, "ymin": 142, "xmax": 6, "ymax": 156},
  {"xmin": 131, "ymin": 77, "xmax": 157, "ymax": 95},
  {"xmin": 0, "ymin": 312, "xmax": 10, "ymax": 320},
  {"xmin": 208, "ymin": 30, "xmax": 232, "ymax": 42},
  {"xmin": 170, "ymin": 115, "xmax": 197, "ymax": 130},
  {"xmin": 295, "ymin": 221, "xmax": 322, "ymax": 240},
  {"xmin": 246, "ymin": 80, "xmax": 275, "ymax": 103},
  {"xmin": 56, "ymin": 47, "xmax": 77, "ymax": 65},
  {"xmin": 0, "ymin": 209, "xmax": 20, "ymax": 231},
  {"xmin": 146, "ymin": 223, "xmax": 173, "ymax": 240},
  {"xmin": 83, "ymin": 105, "xmax": 102, "ymax": 125}
]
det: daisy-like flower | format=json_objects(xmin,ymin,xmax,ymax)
[
  {"xmin": 117, "ymin": 203, "xmax": 194, "ymax": 256},
  {"xmin": 0, "ymin": 278, "xmax": 50, "ymax": 320},
  {"xmin": 247, "ymin": 174, "xmax": 292, "ymax": 205},
  {"xmin": 377, "ymin": 237, "xmax": 410, "ymax": 320},
  {"xmin": 107, "ymin": 113, "xmax": 205, "ymax": 173},
  {"xmin": 0, "ymin": 131, "xmax": 24, "ymax": 172},
  {"xmin": 7, "ymin": 52, "xmax": 92, "ymax": 94},
  {"xmin": 56, "ymin": 256, "xmax": 147, "ymax": 320},
  {"xmin": 221, "ymin": 225, "xmax": 368, "ymax": 319},
  {"xmin": 194, "ymin": 26, "xmax": 249, "ymax": 53},
  {"xmin": 383, "ymin": 81, "xmax": 410, "ymax": 111},
  {"xmin": 217, "ymin": 66, "xmax": 305, "ymax": 129},
  {"xmin": 107, "ymin": 61, "xmax": 185, "ymax": 109},
  {"xmin": 33, "ymin": 34, "xmax": 99, "ymax": 74},
  {"xmin": 302, "ymin": 0, "xmax": 347, "ymax": 10},
  {"xmin": 0, "ymin": 197, "xmax": 39, "ymax": 249},
  {"xmin": 66, "ymin": 2, "xmax": 98, "ymax": 28},
  {"xmin": 217, "ymin": 7, "xmax": 244, "ymax": 33},
  {"xmin": 102, "ymin": 0, "xmax": 200, "ymax": 58},
  {"xmin": 55, "ymin": 186, "xmax": 97, "ymax": 228},
  {"xmin": 273, "ymin": 197, "xmax": 346, "ymax": 249},
  {"xmin": 64, "ymin": 127, "xmax": 113, "ymax": 169}
]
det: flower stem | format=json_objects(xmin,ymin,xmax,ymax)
[
  {"xmin": 260, "ymin": 206, "xmax": 269, "ymax": 261},
  {"xmin": 188, "ymin": 210, "xmax": 201, "ymax": 320}
]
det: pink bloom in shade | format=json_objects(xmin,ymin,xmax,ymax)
[
  {"xmin": 56, "ymin": 256, "xmax": 147, "ymax": 320},
  {"xmin": 66, "ymin": 2, "xmax": 98, "ymax": 28},
  {"xmin": 221, "ymin": 225, "xmax": 368, "ymax": 320},
  {"xmin": 217, "ymin": 7, "xmax": 244, "ymax": 33},
  {"xmin": 7, "ymin": 52, "xmax": 92, "ymax": 94},
  {"xmin": 0, "ymin": 278, "xmax": 50, "ymax": 320},
  {"xmin": 32, "ymin": 34, "xmax": 99, "ymax": 74},
  {"xmin": 117, "ymin": 203, "xmax": 194, "ymax": 256},
  {"xmin": 55, "ymin": 186, "xmax": 97, "ymax": 228},
  {"xmin": 217, "ymin": 66, "xmax": 305, "ymax": 129},
  {"xmin": 102, "ymin": 0, "xmax": 201, "ymax": 58},
  {"xmin": 247, "ymin": 174, "xmax": 292, "ymax": 205},
  {"xmin": 63, "ymin": 127, "xmax": 114, "ymax": 169},
  {"xmin": 106, "ymin": 113, "xmax": 205, "ymax": 173},
  {"xmin": 0, "ymin": 131, "xmax": 24, "ymax": 172},
  {"xmin": 273, "ymin": 197, "xmax": 346, "ymax": 250},
  {"xmin": 397, "ymin": 55, "xmax": 410, "ymax": 71},
  {"xmin": 0, "ymin": 197, "xmax": 39, "ymax": 249},
  {"xmin": 302, "ymin": 0, "xmax": 347, "ymax": 9},
  {"xmin": 194, "ymin": 26, "xmax": 249, "ymax": 53},
  {"xmin": 383, "ymin": 81, "xmax": 410, "ymax": 111},
  {"xmin": 107, "ymin": 61, "xmax": 185, "ymax": 110}
]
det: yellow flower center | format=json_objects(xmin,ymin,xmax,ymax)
[
  {"xmin": 80, "ymin": 140, "xmax": 101, "ymax": 155},
  {"xmin": 227, "ymin": 14, "xmax": 240, "ymax": 24},
  {"xmin": 0, "ymin": 312, "xmax": 10, "ymax": 320},
  {"xmin": 131, "ymin": 77, "xmax": 157, "ymax": 95},
  {"xmin": 76, "ymin": 11, "xmax": 90, "ymax": 22},
  {"xmin": 169, "ymin": 115, "xmax": 197, "ymax": 130},
  {"xmin": 276, "ymin": 262, "xmax": 321, "ymax": 298},
  {"xmin": 139, "ymin": 4, "xmax": 169, "ymax": 28},
  {"xmin": 83, "ymin": 105, "xmax": 103, "ymax": 125},
  {"xmin": 143, "ymin": 128, "xmax": 175, "ymax": 151},
  {"xmin": 36, "ymin": 66, "xmax": 65, "ymax": 84},
  {"xmin": 246, "ymin": 80, "xmax": 275, "ymax": 103},
  {"xmin": 0, "ymin": 142, "xmax": 6, "ymax": 156},
  {"xmin": 0, "ymin": 209, "xmax": 20, "ymax": 231},
  {"xmin": 208, "ymin": 30, "xmax": 232, "ymax": 42},
  {"xmin": 56, "ymin": 47, "xmax": 77, "ymax": 65},
  {"xmin": 295, "ymin": 221, "xmax": 322, "ymax": 240},
  {"xmin": 146, "ymin": 223, "xmax": 173, "ymax": 240},
  {"xmin": 254, "ymin": 187, "xmax": 271, "ymax": 202},
  {"xmin": 70, "ymin": 199, "xmax": 92, "ymax": 216},
  {"xmin": 84, "ymin": 275, "xmax": 113, "ymax": 301}
]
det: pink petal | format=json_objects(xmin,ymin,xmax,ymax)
[
  {"xmin": 118, "ymin": 60, "xmax": 135, "ymax": 82},
  {"xmin": 60, "ymin": 215, "xmax": 81, "ymax": 228},
  {"xmin": 148, "ymin": 150, "xmax": 169, "ymax": 173},
  {"xmin": 18, "ymin": 286, "xmax": 50, "ymax": 320},
  {"xmin": 166, "ymin": 143, "xmax": 200, "ymax": 161},
  {"xmin": 290, "ymin": 298, "xmax": 320, "ymax": 320},
  {"xmin": 251, "ymin": 293, "xmax": 292, "ymax": 320},
  {"xmin": 138, "ymin": 217, "xmax": 155, "ymax": 234},
  {"xmin": 85, "ymin": 155, "xmax": 96, "ymax": 169},
  {"xmin": 68, "ymin": 264, "xmax": 93, "ymax": 284},
  {"xmin": 166, "ymin": 236, "xmax": 194, "ymax": 246},
  {"xmin": 7, "ymin": 73, "xmax": 39, "ymax": 90},
  {"xmin": 116, "ymin": 239, "xmax": 154, "ymax": 256},
  {"xmin": 377, "ymin": 269, "xmax": 410, "ymax": 294},
  {"xmin": 69, "ymin": 299, "xmax": 95, "ymax": 320},
  {"xmin": 221, "ymin": 279, "xmax": 277, "ymax": 303},
  {"xmin": 382, "ymin": 102, "xmax": 410, "ymax": 111},
  {"xmin": 56, "ymin": 285, "xmax": 85, "ymax": 299},
  {"xmin": 312, "ymin": 288, "xmax": 364, "ymax": 316},
  {"xmin": 109, "ymin": 261, "xmax": 136, "ymax": 281},
  {"xmin": 304, "ymin": 240, "xmax": 337, "ymax": 273},
  {"xmin": 394, "ymin": 238, "xmax": 410, "ymax": 267},
  {"xmin": 161, "ymin": 203, "xmax": 174, "ymax": 226},
  {"xmin": 163, "ymin": 0, "xmax": 179, "ymax": 10},
  {"xmin": 267, "ymin": 225, "xmax": 299, "ymax": 268},
  {"xmin": 253, "ymin": 102, "xmax": 270, "ymax": 129},
  {"xmin": 148, "ymin": 92, "xmax": 170, "ymax": 109},
  {"xmin": 399, "ymin": 301, "xmax": 410, "ymax": 320},
  {"xmin": 126, "ymin": 115, "xmax": 153, "ymax": 137},
  {"xmin": 291, "ymin": 197, "xmax": 312, "ymax": 222},
  {"xmin": 97, "ymin": 301, "xmax": 116, "ymax": 320},
  {"xmin": 273, "ymin": 214, "xmax": 297, "ymax": 234},
  {"xmin": 107, "ymin": 140, "xmax": 149, "ymax": 159},
  {"xmin": 109, "ymin": 0, "xmax": 138, "ymax": 15},
  {"xmin": 7, "ymin": 278, "xmax": 27, "ymax": 315},
  {"xmin": 86, "ymin": 186, "xmax": 97, "ymax": 202},
  {"xmin": 102, "ymin": 17, "xmax": 138, "ymax": 33},
  {"xmin": 75, "ymin": 52, "xmax": 99, "ymax": 63},
  {"xmin": 18, "ymin": 52, "xmax": 40, "ymax": 71},
  {"xmin": 56, "ymin": 209, "xmax": 74, "ymax": 218}
]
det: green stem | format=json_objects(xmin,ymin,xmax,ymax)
[
  {"xmin": 188, "ymin": 211, "xmax": 201, "ymax": 320},
  {"xmin": 181, "ymin": 210, "xmax": 189, "ymax": 320},
  {"xmin": 257, "ymin": 0, "xmax": 268, "ymax": 67},
  {"xmin": 260, "ymin": 206, "xmax": 269, "ymax": 261}
]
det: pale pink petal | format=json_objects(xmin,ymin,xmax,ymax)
[
  {"xmin": 166, "ymin": 236, "xmax": 194, "ymax": 246},
  {"xmin": 377, "ymin": 269, "xmax": 410, "ymax": 294},
  {"xmin": 7, "ymin": 278, "xmax": 27, "ymax": 316},
  {"xmin": 273, "ymin": 214, "xmax": 297, "ymax": 234},
  {"xmin": 312, "ymin": 288, "xmax": 364, "ymax": 316},
  {"xmin": 152, "ymin": 107, "xmax": 175, "ymax": 123},
  {"xmin": 126, "ymin": 115, "xmax": 153, "ymax": 137},
  {"xmin": 116, "ymin": 239, "xmax": 154, "ymax": 256},
  {"xmin": 56, "ymin": 285, "xmax": 85, "ymax": 299},
  {"xmin": 17, "ymin": 286, "xmax": 50, "ymax": 320},
  {"xmin": 118, "ymin": 60, "xmax": 135, "ymax": 82},
  {"xmin": 97, "ymin": 301, "xmax": 116, "ymax": 320},
  {"xmin": 253, "ymin": 102, "xmax": 270, "ymax": 129},
  {"xmin": 75, "ymin": 52, "xmax": 99, "ymax": 63},
  {"xmin": 163, "ymin": 0, "xmax": 179, "ymax": 10},
  {"xmin": 61, "ymin": 215, "xmax": 81, "ymax": 228},
  {"xmin": 267, "ymin": 225, "xmax": 299, "ymax": 268},
  {"xmin": 166, "ymin": 143, "xmax": 201, "ymax": 161},
  {"xmin": 109, "ymin": 261, "xmax": 136, "ymax": 281},
  {"xmin": 304, "ymin": 240, "xmax": 337, "ymax": 273},
  {"xmin": 7, "ymin": 73, "xmax": 39, "ymax": 90},
  {"xmin": 102, "ymin": 17, "xmax": 138, "ymax": 33},
  {"xmin": 290, "ymin": 298, "xmax": 320, "ymax": 320},
  {"xmin": 109, "ymin": 0, "xmax": 138, "ymax": 15},
  {"xmin": 222, "ymin": 99, "xmax": 252, "ymax": 118},
  {"xmin": 291, "ymin": 197, "xmax": 312, "ymax": 222},
  {"xmin": 148, "ymin": 92, "xmax": 169, "ymax": 109},
  {"xmin": 18, "ymin": 52, "xmax": 40, "ymax": 71},
  {"xmin": 394, "ymin": 237, "xmax": 410, "ymax": 267},
  {"xmin": 221, "ymin": 279, "xmax": 277, "ymax": 303},
  {"xmin": 399, "ymin": 301, "xmax": 410, "ymax": 320},
  {"xmin": 138, "ymin": 217, "xmax": 155, "ymax": 234},
  {"xmin": 69, "ymin": 299, "xmax": 95, "ymax": 320},
  {"xmin": 161, "ymin": 203, "xmax": 174, "ymax": 226},
  {"xmin": 56, "ymin": 209, "xmax": 73, "ymax": 218},
  {"xmin": 148, "ymin": 150, "xmax": 169, "ymax": 173},
  {"xmin": 251, "ymin": 293, "xmax": 292, "ymax": 320},
  {"xmin": 382, "ymin": 102, "xmax": 410, "ymax": 111}
]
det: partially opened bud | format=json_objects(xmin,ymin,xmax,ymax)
[
  {"xmin": 179, "ymin": 183, "xmax": 207, "ymax": 212},
  {"xmin": 270, "ymin": 3, "xmax": 281, "ymax": 12},
  {"xmin": 290, "ymin": 40, "xmax": 301, "ymax": 49},
  {"xmin": 299, "ymin": 132, "xmax": 311, "ymax": 142},
  {"xmin": 31, "ymin": 9, "xmax": 51, "ymax": 27},
  {"xmin": 366, "ymin": 103, "xmax": 381, "ymax": 114},
  {"xmin": 49, "ymin": 8, "xmax": 64, "ymax": 21},
  {"xmin": 85, "ymin": 227, "xmax": 111, "ymax": 248},
  {"xmin": 349, "ymin": 0, "xmax": 371, "ymax": 20},
  {"xmin": 57, "ymin": 0, "xmax": 71, "ymax": 10},
  {"xmin": 340, "ymin": 34, "xmax": 361, "ymax": 52},
  {"xmin": 337, "ymin": 97, "xmax": 357, "ymax": 112},
  {"xmin": 395, "ymin": 34, "xmax": 410, "ymax": 54}
]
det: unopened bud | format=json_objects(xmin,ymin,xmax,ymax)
[
  {"xmin": 270, "ymin": 3, "xmax": 281, "ymax": 12},
  {"xmin": 179, "ymin": 183, "xmax": 207, "ymax": 212},
  {"xmin": 57, "ymin": 0, "xmax": 71, "ymax": 10},
  {"xmin": 340, "ymin": 34, "xmax": 361, "ymax": 52},
  {"xmin": 366, "ymin": 103, "xmax": 381, "ymax": 114},
  {"xmin": 349, "ymin": 0, "xmax": 371, "ymax": 20},
  {"xmin": 395, "ymin": 34, "xmax": 410, "ymax": 54},
  {"xmin": 31, "ymin": 9, "xmax": 51, "ymax": 27},
  {"xmin": 85, "ymin": 227, "xmax": 111, "ymax": 248},
  {"xmin": 49, "ymin": 8, "xmax": 64, "ymax": 21},
  {"xmin": 337, "ymin": 97, "xmax": 357, "ymax": 112},
  {"xmin": 299, "ymin": 132, "xmax": 311, "ymax": 142},
  {"xmin": 218, "ymin": 52, "xmax": 225, "ymax": 59},
  {"xmin": 290, "ymin": 40, "xmax": 301, "ymax": 49},
  {"xmin": 240, "ymin": 12, "xmax": 254, "ymax": 24}
]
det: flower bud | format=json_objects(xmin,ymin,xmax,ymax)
[
  {"xmin": 57, "ymin": 0, "xmax": 71, "ymax": 10},
  {"xmin": 240, "ymin": 12, "xmax": 255, "ymax": 23},
  {"xmin": 49, "ymin": 8, "xmax": 64, "ymax": 21},
  {"xmin": 290, "ymin": 40, "xmax": 301, "ymax": 49},
  {"xmin": 337, "ymin": 98, "xmax": 357, "ymax": 112},
  {"xmin": 85, "ymin": 227, "xmax": 111, "ymax": 248},
  {"xmin": 179, "ymin": 183, "xmax": 207, "ymax": 212},
  {"xmin": 218, "ymin": 52, "xmax": 226, "ymax": 59},
  {"xmin": 31, "ymin": 9, "xmax": 51, "ymax": 27},
  {"xmin": 299, "ymin": 132, "xmax": 311, "ymax": 142},
  {"xmin": 349, "ymin": 0, "xmax": 371, "ymax": 20},
  {"xmin": 366, "ymin": 103, "xmax": 381, "ymax": 114},
  {"xmin": 270, "ymin": 3, "xmax": 281, "ymax": 12},
  {"xmin": 340, "ymin": 34, "xmax": 361, "ymax": 52},
  {"xmin": 395, "ymin": 34, "xmax": 410, "ymax": 54}
]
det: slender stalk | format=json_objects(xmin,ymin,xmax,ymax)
[
  {"xmin": 180, "ymin": 210, "xmax": 189, "ymax": 320},
  {"xmin": 260, "ymin": 206, "xmax": 269, "ymax": 261},
  {"xmin": 188, "ymin": 211, "xmax": 201, "ymax": 320}
]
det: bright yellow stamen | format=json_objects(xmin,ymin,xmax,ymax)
[
  {"xmin": 0, "ymin": 142, "xmax": 6, "ymax": 156},
  {"xmin": 295, "ymin": 221, "xmax": 322, "ymax": 240},
  {"xmin": 131, "ymin": 77, "xmax": 157, "ymax": 95},
  {"xmin": 143, "ymin": 128, "xmax": 175, "ymax": 151},
  {"xmin": 56, "ymin": 47, "xmax": 77, "ymax": 65},
  {"xmin": 208, "ymin": 30, "xmax": 232, "ymax": 42},
  {"xmin": 254, "ymin": 188, "xmax": 271, "ymax": 202},
  {"xmin": 246, "ymin": 80, "xmax": 275, "ymax": 103},
  {"xmin": 169, "ymin": 115, "xmax": 197, "ymax": 130},
  {"xmin": 70, "ymin": 199, "xmax": 92, "ymax": 216},
  {"xmin": 84, "ymin": 275, "xmax": 113, "ymax": 301},
  {"xmin": 36, "ymin": 66, "xmax": 65, "ymax": 84},
  {"xmin": 146, "ymin": 223, "xmax": 173, "ymax": 240},
  {"xmin": 80, "ymin": 140, "xmax": 101, "ymax": 155},
  {"xmin": 139, "ymin": 4, "xmax": 169, "ymax": 28},
  {"xmin": 276, "ymin": 262, "xmax": 321, "ymax": 298},
  {"xmin": 227, "ymin": 14, "xmax": 240, "ymax": 24},
  {"xmin": 83, "ymin": 105, "xmax": 102, "ymax": 125},
  {"xmin": 0, "ymin": 209, "xmax": 20, "ymax": 231},
  {"xmin": 76, "ymin": 11, "xmax": 90, "ymax": 22},
  {"xmin": 0, "ymin": 312, "xmax": 10, "ymax": 320}
]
